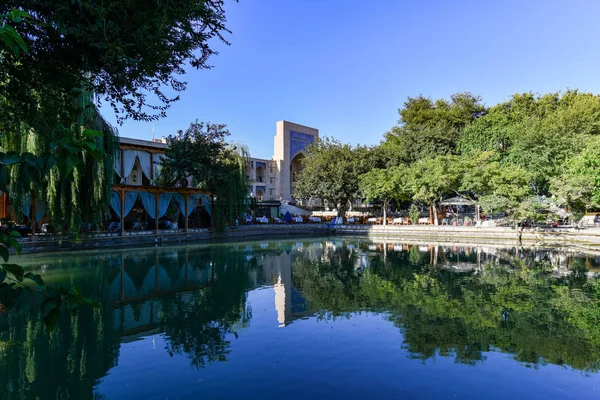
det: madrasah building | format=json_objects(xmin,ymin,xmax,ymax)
[
  {"xmin": 0, "ymin": 120, "xmax": 318, "ymax": 228},
  {"xmin": 116, "ymin": 120, "xmax": 318, "ymax": 202},
  {"xmin": 245, "ymin": 120, "xmax": 318, "ymax": 202}
]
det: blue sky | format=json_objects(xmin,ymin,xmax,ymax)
[{"xmin": 100, "ymin": 0, "xmax": 600, "ymax": 159}]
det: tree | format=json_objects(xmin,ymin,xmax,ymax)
[
  {"xmin": 550, "ymin": 137, "xmax": 600, "ymax": 221},
  {"xmin": 359, "ymin": 166, "xmax": 409, "ymax": 224},
  {"xmin": 459, "ymin": 90, "xmax": 600, "ymax": 194},
  {"xmin": 382, "ymin": 93, "xmax": 485, "ymax": 165},
  {"xmin": 158, "ymin": 121, "xmax": 249, "ymax": 228},
  {"xmin": 0, "ymin": 0, "xmax": 233, "ymax": 124},
  {"xmin": 293, "ymin": 138, "xmax": 372, "ymax": 217},
  {"xmin": 478, "ymin": 165, "xmax": 532, "ymax": 222},
  {"xmin": 158, "ymin": 121, "xmax": 232, "ymax": 188},
  {"xmin": 457, "ymin": 151, "xmax": 530, "ymax": 220},
  {"xmin": 406, "ymin": 156, "xmax": 461, "ymax": 225},
  {"xmin": 0, "ymin": 8, "xmax": 120, "ymax": 233},
  {"xmin": 0, "ymin": 10, "xmax": 101, "ymax": 328},
  {"xmin": 399, "ymin": 93, "xmax": 485, "ymax": 131},
  {"xmin": 382, "ymin": 124, "xmax": 462, "ymax": 165}
]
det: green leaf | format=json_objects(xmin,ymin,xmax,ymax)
[
  {"xmin": 0, "ymin": 151, "xmax": 20, "ymax": 165},
  {"xmin": 0, "ymin": 244, "xmax": 9, "ymax": 263},
  {"xmin": 10, "ymin": 239, "xmax": 21, "ymax": 255},
  {"xmin": 82, "ymin": 138, "xmax": 97, "ymax": 151},
  {"xmin": 24, "ymin": 272, "xmax": 46, "ymax": 290},
  {"xmin": 42, "ymin": 297, "xmax": 58, "ymax": 317},
  {"xmin": 0, "ymin": 25, "xmax": 28, "ymax": 56},
  {"xmin": 2, "ymin": 264, "xmax": 24, "ymax": 281},
  {"xmin": 64, "ymin": 155, "xmax": 78, "ymax": 178},
  {"xmin": 44, "ymin": 306, "xmax": 61, "ymax": 332},
  {"xmin": 82, "ymin": 129, "xmax": 104, "ymax": 138},
  {"xmin": 71, "ymin": 284, "xmax": 101, "ymax": 307},
  {"xmin": 0, "ymin": 269, "xmax": 6, "ymax": 284},
  {"xmin": 7, "ymin": 10, "xmax": 32, "ymax": 21}
]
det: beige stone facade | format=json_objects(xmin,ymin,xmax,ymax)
[
  {"xmin": 247, "ymin": 120, "xmax": 319, "ymax": 201},
  {"xmin": 118, "ymin": 120, "xmax": 318, "ymax": 202}
]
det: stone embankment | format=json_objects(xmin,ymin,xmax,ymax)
[{"xmin": 13, "ymin": 224, "xmax": 600, "ymax": 254}]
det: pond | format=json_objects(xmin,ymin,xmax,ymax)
[{"xmin": 1, "ymin": 237, "xmax": 600, "ymax": 399}]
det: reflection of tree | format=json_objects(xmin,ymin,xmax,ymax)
[
  {"xmin": 0, "ymin": 262, "xmax": 120, "ymax": 400},
  {"xmin": 292, "ymin": 247, "xmax": 361, "ymax": 318},
  {"xmin": 160, "ymin": 247, "xmax": 253, "ymax": 369},
  {"xmin": 292, "ymin": 247, "xmax": 600, "ymax": 371}
]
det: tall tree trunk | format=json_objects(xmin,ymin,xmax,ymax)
[
  {"xmin": 337, "ymin": 202, "xmax": 346, "ymax": 219},
  {"xmin": 382, "ymin": 201, "xmax": 388, "ymax": 225},
  {"xmin": 432, "ymin": 203, "xmax": 439, "ymax": 226}
]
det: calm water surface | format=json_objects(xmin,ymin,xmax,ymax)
[{"xmin": 1, "ymin": 238, "xmax": 600, "ymax": 399}]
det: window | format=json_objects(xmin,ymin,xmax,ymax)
[
  {"xmin": 127, "ymin": 163, "xmax": 142, "ymax": 186},
  {"xmin": 270, "ymin": 177, "xmax": 275, "ymax": 184},
  {"xmin": 269, "ymin": 189, "xmax": 274, "ymax": 196},
  {"xmin": 258, "ymin": 177, "xmax": 263, "ymax": 183},
  {"xmin": 269, "ymin": 167, "xmax": 274, "ymax": 174}
]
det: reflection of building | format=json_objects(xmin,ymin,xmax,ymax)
[
  {"xmin": 259, "ymin": 247, "xmax": 311, "ymax": 327},
  {"xmin": 260, "ymin": 251, "xmax": 293, "ymax": 326},
  {"xmin": 273, "ymin": 252, "xmax": 292, "ymax": 327}
]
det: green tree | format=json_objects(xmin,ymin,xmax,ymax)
[
  {"xmin": 159, "ymin": 121, "xmax": 249, "ymax": 228},
  {"xmin": 406, "ymin": 156, "xmax": 461, "ymax": 225},
  {"xmin": 158, "ymin": 121, "xmax": 233, "ymax": 188},
  {"xmin": 478, "ymin": 165, "xmax": 532, "ymax": 222},
  {"xmin": 457, "ymin": 151, "xmax": 531, "ymax": 220},
  {"xmin": 359, "ymin": 166, "xmax": 409, "ymax": 224},
  {"xmin": 550, "ymin": 136, "xmax": 600, "ymax": 221},
  {"xmin": 459, "ymin": 91, "xmax": 600, "ymax": 194},
  {"xmin": 0, "ymin": 0, "xmax": 233, "ymax": 124},
  {"xmin": 382, "ymin": 93, "xmax": 484, "ymax": 165},
  {"xmin": 0, "ymin": 10, "xmax": 100, "ymax": 326},
  {"xmin": 294, "ymin": 138, "xmax": 373, "ymax": 217}
]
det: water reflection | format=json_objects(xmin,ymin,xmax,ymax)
[
  {"xmin": 0, "ymin": 239, "xmax": 599, "ymax": 398},
  {"xmin": 293, "ymin": 240, "xmax": 600, "ymax": 371}
]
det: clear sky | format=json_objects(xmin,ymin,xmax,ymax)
[{"xmin": 100, "ymin": 0, "xmax": 600, "ymax": 159}]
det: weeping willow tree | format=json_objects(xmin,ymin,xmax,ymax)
[
  {"xmin": 212, "ymin": 144, "xmax": 250, "ymax": 229},
  {"xmin": 0, "ymin": 92, "xmax": 118, "ymax": 234}
]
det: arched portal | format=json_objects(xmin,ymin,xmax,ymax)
[
  {"xmin": 290, "ymin": 153, "xmax": 305, "ymax": 195},
  {"xmin": 256, "ymin": 189, "xmax": 264, "ymax": 201}
]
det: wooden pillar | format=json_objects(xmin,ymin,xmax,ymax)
[
  {"xmin": 2, "ymin": 192, "xmax": 7, "ymax": 219},
  {"xmin": 120, "ymin": 190, "xmax": 125, "ymax": 236},
  {"xmin": 184, "ymin": 193, "xmax": 189, "ymax": 232},
  {"xmin": 155, "ymin": 192, "xmax": 160, "ymax": 234},
  {"xmin": 30, "ymin": 192, "xmax": 36, "ymax": 236}
]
